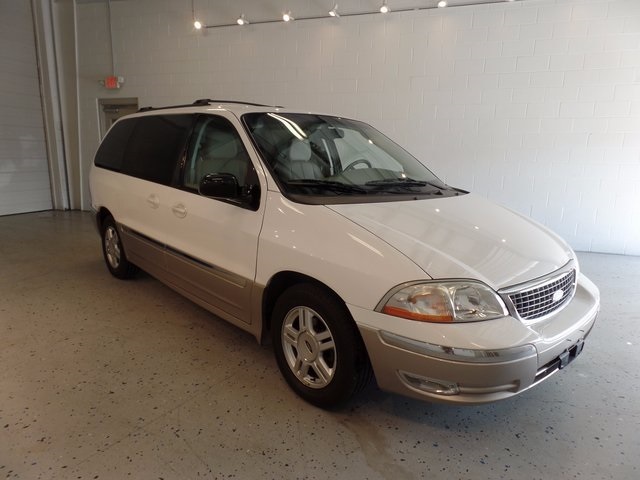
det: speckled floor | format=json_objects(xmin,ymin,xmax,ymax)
[{"xmin": 0, "ymin": 210, "xmax": 638, "ymax": 480}]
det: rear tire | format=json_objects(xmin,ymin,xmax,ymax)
[
  {"xmin": 271, "ymin": 283, "xmax": 372, "ymax": 409},
  {"xmin": 101, "ymin": 216, "xmax": 138, "ymax": 279}
]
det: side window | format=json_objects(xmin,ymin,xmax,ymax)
[
  {"xmin": 184, "ymin": 115, "xmax": 253, "ymax": 190},
  {"xmin": 94, "ymin": 117, "xmax": 138, "ymax": 172},
  {"xmin": 122, "ymin": 114, "xmax": 194, "ymax": 185}
]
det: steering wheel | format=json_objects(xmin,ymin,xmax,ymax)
[{"xmin": 343, "ymin": 158, "xmax": 372, "ymax": 171}]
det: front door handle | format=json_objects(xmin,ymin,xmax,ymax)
[
  {"xmin": 147, "ymin": 194, "xmax": 160, "ymax": 209},
  {"xmin": 172, "ymin": 203, "xmax": 187, "ymax": 218}
]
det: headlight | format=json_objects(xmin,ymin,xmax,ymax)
[{"xmin": 378, "ymin": 281, "xmax": 508, "ymax": 323}]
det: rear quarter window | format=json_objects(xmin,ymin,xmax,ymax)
[
  {"xmin": 94, "ymin": 117, "xmax": 138, "ymax": 172},
  {"xmin": 122, "ymin": 114, "xmax": 194, "ymax": 185}
]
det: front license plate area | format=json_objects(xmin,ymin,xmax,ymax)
[{"xmin": 559, "ymin": 338, "xmax": 584, "ymax": 370}]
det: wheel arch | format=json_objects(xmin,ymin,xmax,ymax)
[
  {"xmin": 260, "ymin": 271, "xmax": 352, "ymax": 344},
  {"xmin": 95, "ymin": 207, "xmax": 114, "ymax": 234}
]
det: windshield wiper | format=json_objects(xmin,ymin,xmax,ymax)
[
  {"xmin": 365, "ymin": 178, "xmax": 446, "ymax": 194},
  {"xmin": 365, "ymin": 178, "xmax": 429, "ymax": 187},
  {"xmin": 286, "ymin": 179, "xmax": 368, "ymax": 194}
]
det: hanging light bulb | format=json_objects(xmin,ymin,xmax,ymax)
[
  {"xmin": 191, "ymin": 0, "xmax": 202, "ymax": 29},
  {"xmin": 437, "ymin": 1, "xmax": 448, "ymax": 7},
  {"xmin": 282, "ymin": 11, "xmax": 294, "ymax": 22},
  {"xmin": 237, "ymin": 14, "xmax": 249, "ymax": 25},
  {"xmin": 380, "ymin": 1, "xmax": 390, "ymax": 13},
  {"xmin": 329, "ymin": 4, "xmax": 339, "ymax": 17}
]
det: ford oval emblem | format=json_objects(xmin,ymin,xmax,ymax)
[{"xmin": 552, "ymin": 289, "xmax": 564, "ymax": 303}]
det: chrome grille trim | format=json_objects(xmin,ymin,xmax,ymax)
[
  {"xmin": 510, "ymin": 270, "xmax": 575, "ymax": 320},
  {"xmin": 500, "ymin": 262, "xmax": 577, "ymax": 322}
]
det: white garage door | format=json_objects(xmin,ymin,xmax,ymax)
[{"xmin": 0, "ymin": 0, "xmax": 52, "ymax": 216}]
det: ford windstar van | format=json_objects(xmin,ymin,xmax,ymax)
[{"xmin": 90, "ymin": 99, "xmax": 600, "ymax": 408}]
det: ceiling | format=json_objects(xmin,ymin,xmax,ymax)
[
  {"xmin": 75, "ymin": 0, "xmax": 528, "ymax": 27},
  {"xmin": 190, "ymin": 0, "xmax": 524, "ymax": 26}
]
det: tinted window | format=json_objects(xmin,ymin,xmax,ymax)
[
  {"xmin": 122, "ymin": 114, "xmax": 194, "ymax": 185},
  {"xmin": 94, "ymin": 117, "xmax": 138, "ymax": 172}
]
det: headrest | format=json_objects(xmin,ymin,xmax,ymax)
[
  {"xmin": 203, "ymin": 131, "xmax": 238, "ymax": 159},
  {"xmin": 288, "ymin": 139, "xmax": 311, "ymax": 162}
]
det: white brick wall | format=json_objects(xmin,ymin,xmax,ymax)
[
  {"xmin": 76, "ymin": 0, "xmax": 640, "ymax": 255},
  {"xmin": 0, "ymin": 0, "xmax": 52, "ymax": 216}
]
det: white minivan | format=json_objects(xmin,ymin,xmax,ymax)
[{"xmin": 90, "ymin": 99, "xmax": 600, "ymax": 408}]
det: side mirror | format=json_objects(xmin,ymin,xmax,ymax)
[
  {"xmin": 198, "ymin": 173, "xmax": 261, "ymax": 210},
  {"xmin": 199, "ymin": 173, "xmax": 239, "ymax": 198}
]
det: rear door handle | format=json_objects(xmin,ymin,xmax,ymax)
[
  {"xmin": 147, "ymin": 194, "xmax": 160, "ymax": 209},
  {"xmin": 172, "ymin": 203, "xmax": 187, "ymax": 218}
]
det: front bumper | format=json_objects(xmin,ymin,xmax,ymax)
[{"xmin": 350, "ymin": 273, "xmax": 600, "ymax": 405}]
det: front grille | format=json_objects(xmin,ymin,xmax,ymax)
[{"xmin": 508, "ymin": 269, "xmax": 576, "ymax": 320}]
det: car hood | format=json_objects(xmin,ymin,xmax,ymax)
[{"xmin": 327, "ymin": 193, "xmax": 574, "ymax": 290}]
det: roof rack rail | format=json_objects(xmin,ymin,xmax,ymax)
[
  {"xmin": 193, "ymin": 98, "xmax": 281, "ymax": 107},
  {"xmin": 137, "ymin": 103, "xmax": 195, "ymax": 112},
  {"xmin": 138, "ymin": 99, "xmax": 281, "ymax": 112}
]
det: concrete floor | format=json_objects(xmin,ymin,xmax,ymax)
[{"xmin": 0, "ymin": 210, "xmax": 638, "ymax": 480}]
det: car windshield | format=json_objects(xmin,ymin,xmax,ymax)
[{"xmin": 242, "ymin": 112, "xmax": 460, "ymax": 202}]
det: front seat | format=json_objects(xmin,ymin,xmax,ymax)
[
  {"xmin": 197, "ymin": 130, "xmax": 248, "ymax": 185},
  {"xmin": 276, "ymin": 139, "xmax": 323, "ymax": 180}
]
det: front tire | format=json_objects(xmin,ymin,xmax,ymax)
[
  {"xmin": 271, "ymin": 284, "xmax": 372, "ymax": 408},
  {"xmin": 101, "ymin": 216, "xmax": 137, "ymax": 279}
]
